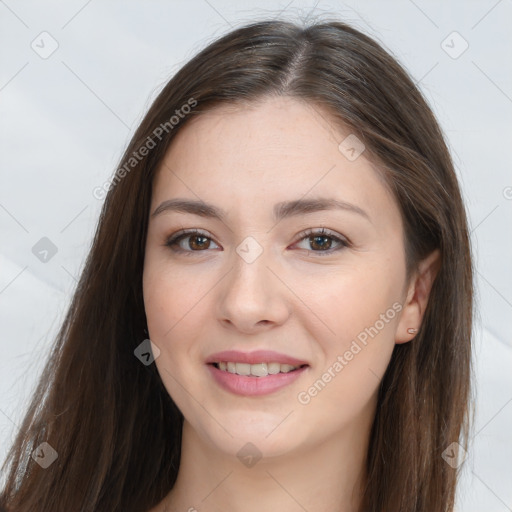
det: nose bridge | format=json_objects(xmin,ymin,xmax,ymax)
[
  {"xmin": 228, "ymin": 236, "xmax": 274, "ymax": 301},
  {"xmin": 217, "ymin": 234, "xmax": 289, "ymax": 330}
]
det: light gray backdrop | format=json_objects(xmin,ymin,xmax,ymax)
[{"xmin": 1, "ymin": 1, "xmax": 511, "ymax": 510}]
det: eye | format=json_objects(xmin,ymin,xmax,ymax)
[
  {"xmin": 165, "ymin": 229, "xmax": 220, "ymax": 255},
  {"xmin": 164, "ymin": 227, "xmax": 349, "ymax": 256},
  {"xmin": 292, "ymin": 227, "xmax": 349, "ymax": 256}
]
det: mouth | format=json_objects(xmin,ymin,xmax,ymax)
[
  {"xmin": 206, "ymin": 360, "xmax": 310, "ymax": 396},
  {"xmin": 205, "ymin": 350, "xmax": 310, "ymax": 396},
  {"xmin": 209, "ymin": 361, "xmax": 309, "ymax": 377}
]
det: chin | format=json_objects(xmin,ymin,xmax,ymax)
[{"xmin": 204, "ymin": 416, "xmax": 305, "ymax": 460}]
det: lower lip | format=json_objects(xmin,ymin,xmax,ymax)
[{"xmin": 207, "ymin": 364, "xmax": 308, "ymax": 396}]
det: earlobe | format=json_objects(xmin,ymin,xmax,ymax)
[{"xmin": 396, "ymin": 249, "xmax": 441, "ymax": 344}]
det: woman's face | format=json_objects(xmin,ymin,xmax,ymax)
[{"xmin": 143, "ymin": 96, "xmax": 411, "ymax": 458}]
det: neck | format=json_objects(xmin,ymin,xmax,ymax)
[{"xmin": 162, "ymin": 403, "xmax": 375, "ymax": 512}]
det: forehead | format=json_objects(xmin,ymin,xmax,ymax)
[{"xmin": 152, "ymin": 96, "xmax": 400, "ymax": 226}]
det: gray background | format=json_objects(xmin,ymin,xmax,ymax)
[{"xmin": 0, "ymin": 0, "xmax": 511, "ymax": 509}]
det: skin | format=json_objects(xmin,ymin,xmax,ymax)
[{"xmin": 143, "ymin": 96, "xmax": 439, "ymax": 512}]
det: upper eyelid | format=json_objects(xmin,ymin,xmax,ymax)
[{"xmin": 166, "ymin": 227, "xmax": 346, "ymax": 241}]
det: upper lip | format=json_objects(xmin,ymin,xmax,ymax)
[{"xmin": 206, "ymin": 350, "xmax": 309, "ymax": 366}]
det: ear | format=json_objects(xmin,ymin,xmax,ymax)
[{"xmin": 396, "ymin": 249, "xmax": 441, "ymax": 344}]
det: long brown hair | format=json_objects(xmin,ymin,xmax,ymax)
[{"xmin": 0, "ymin": 18, "xmax": 473, "ymax": 512}]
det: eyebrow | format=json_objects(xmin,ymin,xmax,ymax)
[{"xmin": 151, "ymin": 196, "xmax": 371, "ymax": 223}]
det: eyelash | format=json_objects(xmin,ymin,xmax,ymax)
[{"xmin": 164, "ymin": 227, "xmax": 350, "ymax": 257}]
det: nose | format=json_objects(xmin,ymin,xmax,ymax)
[{"xmin": 216, "ymin": 245, "xmax": 291, "ymax": 334}]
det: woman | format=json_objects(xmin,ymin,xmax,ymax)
[{"xmin": 0, "ymin": 18, "xmax": 473, "ymax": 512}]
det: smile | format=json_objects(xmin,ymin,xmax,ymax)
[
  {"xmin": 207, "ymin": 363, "xmax": 309, "ymax": 396},
  {"xmin": 211, "ymin": 361, "xmax": 306, "ymax": 377}
]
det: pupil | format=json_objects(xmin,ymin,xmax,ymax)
[
  {"xmin": 191, "ymin": 235, "xmax": 209, "ymax": 250},
  {"xmin": 311, "ymin": 235, "xmax": 330, "ymax": 250}
]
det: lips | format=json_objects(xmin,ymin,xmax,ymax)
[
  {"xmin": 205, "ymin": 350, "xmax": 310, "ymax": 396},
  {"xmin": 205, "ymin": 350, "xmax": 309, "ymax": 367},
  {"xmin": 207, "ymin": 363, "xmax": 309, "ymax": 396}
]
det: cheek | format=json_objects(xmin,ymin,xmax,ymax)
[
  {"xmin": 142, "ymin": 263, "xmax": 206, "ymax": 409},
  {"xmin": 143, "ymin": 259, "xmax": 205, "ymax": 339},
  {"xmin": 301, "ymin": 258, "xmax": 403, "ymax": 342},
  {"xmin": 297, "ymin": 262, "xmax": 402, "ymax": 415},
  {"xmin": 142, "ymin": 256, "xmax": 218, "ymax": 365}
]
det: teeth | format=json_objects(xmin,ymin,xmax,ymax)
[
  {"xmin": 268, "ymin": 362, "xmax": 280, "ymax": 374},
  {"xmin": 215, "ymin": 361, "xmax": 302, "ymax": 377}
]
